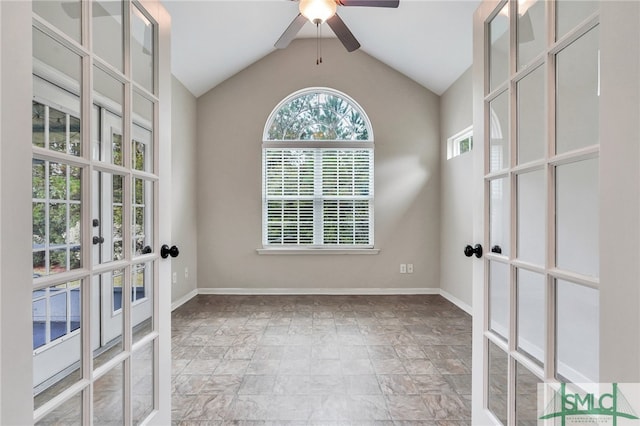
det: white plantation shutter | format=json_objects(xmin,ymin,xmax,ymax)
[
  {"xmin": 263, "ymin": 148, "xmax": 373, "ymax": 247},
  {"xmin": 262, "ymin": 88, "xmax": 374, "ymax": 249},
  {"xmin": 321, "ymin": 150, "xmax": 373, "ymax": 245},
  {"xmin": 264, "ymin": 149, "xmax": 315, "ymax": 245}
]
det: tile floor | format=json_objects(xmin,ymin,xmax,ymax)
[{"xmin": 171, "ymin": 295, "xmax": 472, "ymax": 425}]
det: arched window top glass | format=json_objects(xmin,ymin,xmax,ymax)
[{"xmin": 264, "ymin": 88, "xmax": 373, "ymax": 141}]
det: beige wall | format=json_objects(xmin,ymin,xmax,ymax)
[
  {"xmin": 195, "ymin": 38, "xmax": 441, "ymax": 291},
  {"xmin": 171, "ymin": 76, "xmax": 198, "ymax": 303},
  {"xmin": 439, "ymin": 67, "xmax": 473, "ymax": 310}
]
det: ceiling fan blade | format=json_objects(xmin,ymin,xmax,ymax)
[
  {"xmin": 327, "ymin": 14, "xmax": 361, "ymax": 52},
  {"xmin": 338, "ymin": 0, "xmax": 399, "ymax": 8},
  {"xmin": 275, "ymin": 13, "xmax": 308, "ymax": 49}
]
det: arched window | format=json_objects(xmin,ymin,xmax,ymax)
[{"xmin": 262, "ymin": 88, "xmax": 374, "ymax": 248}]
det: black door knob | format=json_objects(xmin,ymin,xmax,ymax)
[
  {"xmin": 93, "ymin": 236, "xmax": 105, "ymax": 245},
  {"xmin": 161, "ymin": 244, "xmax": 179, "ymax": 259},
  {"xmin": 464, "ymin": 244, "xmax": 483, "ymax": 258},
  {"xmin": 141, "ymin": 245, "xmax": 152, "ymax": 254}
]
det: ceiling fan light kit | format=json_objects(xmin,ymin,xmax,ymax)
[
  {"xmin": 275, "ymin": 0, "xmax": 399, "ymax": 60},
  {"xmin": 299, "ymin": 0, "xmax": 337, "ymax": 24}
]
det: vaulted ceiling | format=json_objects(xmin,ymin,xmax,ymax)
[{"xmin": 163, "ymin": 0, "xmax": 480, "ymax": 98}]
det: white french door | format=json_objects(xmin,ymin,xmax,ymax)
[
  {"xmin": 26, "ymin": 1, "xmax": 171, "ymax": 424},
  {"xmin": 471, "ymin": 1, "xmax": 640, "ymax": 425}
]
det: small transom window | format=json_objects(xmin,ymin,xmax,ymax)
[{"xmin": 447, "ymin": 126, "xmax": 474, "ymax": 160}]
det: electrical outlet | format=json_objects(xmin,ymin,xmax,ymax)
[
  {"xmin": 407, "ymin": 264, "xmax": 414, "ymax": 274},
  {"xmin": 400, "ymin": 264, "xmax": 407, "ymax": 274},
  {"xmin": 172, "ymin": 272, "xmax": 177, "ymax": 284},
  {"xmin": 185, "ymin": 267, "xmax": 189, "ymax": 279}
]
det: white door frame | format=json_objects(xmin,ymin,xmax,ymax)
[
  {"xmin": 597, "ymin": 0, "xmax": 640, "ymax": 382},
  {"xmin": 150, "ymin": 1, "xmax": 172, "ymax": 424},
  {"xmin": 471, "ymin": 1, "xmax": 495, "ymax": 424},
  {"xmin": 0, "ymin": 2, "xmax": 36, "ymax": 424}
]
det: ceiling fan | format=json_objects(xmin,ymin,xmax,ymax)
[{"xmin": 275, "ymin": 0, "xmax": 399, "ymax": 53}]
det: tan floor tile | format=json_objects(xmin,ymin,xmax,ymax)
[{"xmin": 171, "ymin": 295, "xmax": 471, "ymax": 423}]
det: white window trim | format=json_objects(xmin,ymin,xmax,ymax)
[
  {"xmin": 447, "ymin": 125, "xmax": 474, "ymax": 159},
  {"xmin": 257, "ymin": 248, "xmax": 380, "ymax": 255},
  {"xmin": 261, "ymin": 88, "xmax": 377, "ymax": 252}
]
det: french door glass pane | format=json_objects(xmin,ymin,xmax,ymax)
[
  {"xmin": 50, "ymin": 106, "xmax": 67, "ymax": 155},
  {"xmin": 555, "ymin": 27, "xmax": 599, "ymax": 154},
  {"xmin": 133, "ymin": 178, "xmax": 154, "ymax": 256},
  {"xmin": 94, "ymin": 363, "xmax": 124, "ymax": 425},
  {"xmin": 133, "ymin": 93, "xmax": 154, "ymax": 173},
  {"xmin": 517, "ymin": 0, "xmax": 545, "ymax": 69},
  {"xmin": 556, "ymin": 279, "xmax": 599, "ymax": 383},
  {"xmin": 93, "ymin": 171, "xmax": 125, "ymax": 265},
  {"xmin": 93, "ymin": 0, "xmax": 124, "ymax": 71},
  {"xmin": 33, "ymin": 1, "xmax": 81, "ymax": 43},
  {"xmin": 489, "ymin": 4, "xmax": 509, "ymax": 92},
  {"xmin": 33, "ymin": 281, "xmax": 82, "ymax": 410},
  {"xmin": 33, "ymin": 102, "xmax": 46, "ymax": 148},
  {"xmin": 517, "ymin": 169, "xmax": 545, "ymax": 265},
  {"xmin": 488, "ymin": 340, "xmax": 508, "ymax": 425},
  {"xmin": 517, "ymin": 66, "xmax": 545, "ymax": 164},
  {"xmin": 133, "ymin": 135, "xmax": 151, "ymax": 173},
  {"xmin": 490, "ymin": 177, "xmax": 510, "ymax": 257},
  {"xmin": 93, "ymin": 67, "xmax": 124, "ymax": 165},
  {"xmin": 132, "ymin": 6, "xmax": 155, "ymax": 93},
  {"xmin": 556, "ymin": 0, "xmax": 599, "ymax": 40},
  {"xmin": 132, "ymin": 262, "xmax": 149, "ymax": 304},
  {"xmin": 92, "ymin": 271, "xmax": 124, "ymax": 370},
  {"xmin": 555, "ymin": 158, "xmax": 599, "ymax": 278},
  {"xmin": 32, "ymin": 98, "xmax": 82, "ymax": 155},
  {"xmin": 516, "ymin": 269, "xmax": 545, "ymax": 364},
  {"xmin": 132, "ymin": 262, "xmax": 154, "ymax": 344},
  {"xmin": 33, "ymin": 28, "xmax": 81, "ymax": 87},
  {"xmin": 489, "ymin": 260, "xmax": 509, "ymax": 341},
  {"xmin": 489, "ymin": 92, "xmax": 509, "ymax": 172},
  {"xmin": 132, "ymin": 342, "xmax": 155, "ymax": 423},
  {"xmin": 133, "ymin": 91, "xmax": 154, "ymax": 126},
  {"xmin": 515, "ymin": 362, "xmax": 542, "ymax": 425},
  {"xmin": 33, "ymin": 160, "xmax": 82, "ymax": 277},
  {"xmin": 35, "ymin": 392, "xmax": 82, "ymax": 425},
  {"xmin": 46, "ymin": 106, "xmax": 81, "ymax": 156}
]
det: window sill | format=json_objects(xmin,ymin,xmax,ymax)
[{"xmin": 256, "ymin": 248, "xmax": 380, "ymax": 255}]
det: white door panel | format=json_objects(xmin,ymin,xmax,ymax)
[
  {"xmin": 471, "ymin": 1, "xmax": 609, "ymax": 425},
  {"xmin": 26, "ymin": 1, "xmax": 171, "ymax": 424}
]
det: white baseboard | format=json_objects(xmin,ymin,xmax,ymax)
[
  {"xmin": 171, "ymin": 287, "xmax": 473, "ymax": 316},
  {"xmin": 171, "ymin": 289, "xmax": 198, "ymax": 311},
  {"xmin": 197, "ymin": 287, "xmax": 441, "ymax": 296},
  {"xmin": 439, "ymin": 289, "xmax": 472, "ymax": 315}
]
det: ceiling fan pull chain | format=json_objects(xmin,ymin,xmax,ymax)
[
  {"xmin": 319, "ymin": 23, "xmax": 323, "ymax": 64},
  {"xmin": 316, "ymin": 22, "xmax": 322, "ymax": 65}
]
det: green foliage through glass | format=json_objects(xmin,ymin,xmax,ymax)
[{"xmin": 267, "ymin": 91, "xmax": 370, "ymax": 141}]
